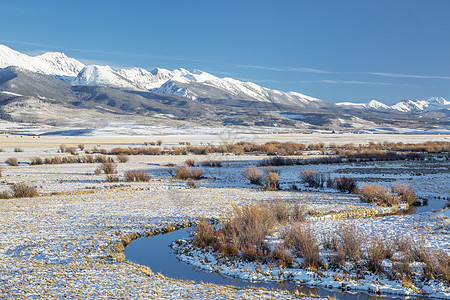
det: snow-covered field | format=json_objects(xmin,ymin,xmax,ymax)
[{"xmin": 0, "ymin": 138, "xmax": 448, "ymax": 299}]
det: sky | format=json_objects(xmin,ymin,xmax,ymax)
[{"xmin": 0, "ymin": 0, "xmax": 449, "ymax": 104}]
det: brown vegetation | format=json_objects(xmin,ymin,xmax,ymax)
[{"xmin": 124, "ymin": 170, "xmax": 151, "ymax": 182}]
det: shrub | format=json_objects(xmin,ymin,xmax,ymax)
[
  {"xmin": 335, "ymin": 176, "xmax": 357, "ymax": 193},
  {"xmin": 268, "ymin": 199, "xmax": 290, "ymax": 223},
  {"xmin": 391, "ymin": 183, "xmax": 419, "ymax": 205},
  {"xmin": 283, "ymin": 223, "xmax": 320, "ymax": 269},
  {"xmin": 300, "ymin": 170, "xmax": 327, "ymax": 188},
  {"xmin": 30, "ymin": 157, "xmax": 43, "ymax": 165},
  {"xmin": 0, "ymin": 190, "xmax": 10, "ymax": 199},
  {"xmin": 59, "ymin": 144, "xmax": 66, "ymax": 153},
  {"xmin": 106, "ymin": 174, "xmax": 120, "ymax": 182},
  {"xmin": 44, "ymin": 156, "xmax": 62, "ymax": 164},
  {"xmin": 157, "ymin": 139, "xmax": 163, "ymax": 146},
  {"xmin": 359, "ymin": 184, "xmax": 398, "ymax": 206},
  {"xmin": 11, "ymin": 183, "xmax": 38, "ymax": 198},
  {"xmin": 173, "ymin": 166, "xmax": 203, "ymax": 180},
  {"xmin": 185, "ymin": 159, "xmax": 196, "ymax": 167},
  {"xmin": 244, "ymin": 167, "xmax": 264, "ymax": 185},
  {"xmin": 5, "ymin": 157, "xmax": 18, "ymax": 166},
  {"xmin": 264, "ymin": 172, "xmax": 280, "ymax": 191},
  {"xmin": 78, "ymin": 144, "xmax": 85, "ymax": 151},
  {"xmin": 100, "ymin": 162, "xmax": 117, "ymax": 174},
  {"xmin": 116, "ymin": 154, "xmax": 129, "ymax": 163},
  {"xmin": 193, "ymin": 219, "xmax": 217, "ymax": 249},
  {"xmin": 14, "ymin": 147, "xmax": 23, "ymax": 152},
  {"xmin": 201, "ymin": 160, "xmax": 223, "ymax": 167},
  {"xmin": 365, "ymin": 236, "xmax": 388, "ymax": 273},
  {"xmin": 62, "ymin": 156, "xmax": 78, "ymax": 164},
  {"xmin": 65, "ymin": 147, "xmax": 78, "ymax": 155},
  {"xmin": 85, "ymin": 155, "xmax": 96, "ymax": 163},
  {"xmin": 271, "ymin": 244, "xmax": 295, "ymax": 268},
  {"xmin": 333, "ymin": 224, "xmax": 364, "ymax": 262},
  {"xmin": 187, "ymin": 178, "xmax": 196, "ymax": 188},
  {"xmin": 124, "ymin": 170, "xmax": 151, "ymax": 182}
]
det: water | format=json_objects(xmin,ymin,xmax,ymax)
[{"xmin": 125, "ymin": 199, "xmax": 445, "ymax": 299}]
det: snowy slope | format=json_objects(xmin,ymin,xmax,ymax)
[
  {"xmin": 72, "ymin": 65, "xmax": 145, "ymax": 90},
  {"xmin": 337, "ymin": 100, "xmax": 390, "ymax": 110},
  {"xmin": 0, "ymin": 44, "xmax": 84, "ymax": 77},
  {"xmin": 391, "ymin": 97, "xmax": 449, "ymax": 112}
]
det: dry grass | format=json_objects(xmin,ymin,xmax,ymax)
[
  {"xmin": 106, "ymin": 174, "xmax": 120, "ymax": 182},
  {"xmin": 10, "ymin": 183, "xmax": 38, "ymax": 198},
  {"xmin": 335, "ymin": 176, "xmax": 357, "ymax": 193},
  {"xmin": 124, "ymin": 170, "xmax": 151, "ymax": 182},
  {"xmin": 173, "ymin": 166, "xmax": 204, "ymax": 180},
  {"xmin": 283, "ymin": 223, "xmax": 321, "ymax": 269},
  {"xmin": 391, "ymin": 183, "xmax": 419, "ymax": 205},
  {"xmin": 116, "ymin": 154, "xmax": 129, "ymax": 163},
  {"xmin": 14, "ymin": 147, "xmax": 23, "ymax": 152},
  {"xmin": 333, "ymin": 224, "xmax": 364, "ymax": 264},
  {"xmin": 185, "ymin": 159, "xmax": 196, "ymax": 167},
  {"xmin": 359, "ymin": 184, "xmax": 398, "ymax": 206},
  {"xmin": 264, "ymin": 172, "xmax": 280, "ymax": 191},
  {"xmin": 5, "ymin": 157, "xmax": 18, "ymax": 166},
  {"xmin": 365, "ymin": 236, "xmax": 389, "ymax": 274},
  {"xmin": 244, "ymin": 167, "xmax": 264, "ymax": 185},
  {"xmin": 201, "ymin": 160, "xmax": 223, "ymax": 167},
  {"xmin": 300, "ymin": 170, "xmax": 327, "ymax": 188},
  {"xmin": 100, "ymin": 162, "xmax": 117, "ymax": 175},
  {"xmin": 30, "ymin": 157, "xmax": 43, "ymax": 165}
]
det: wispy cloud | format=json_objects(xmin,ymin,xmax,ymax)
[
  {"xmin": 238, "ymin": 64, "xmax": 332, "ymax": 74},
  {"xmin": 364, "ymin": 72, "xmax": 450, "ymax": 80}
]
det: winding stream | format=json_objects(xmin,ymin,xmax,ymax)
[{"xmin": 125, "ymin": 199, "xmax": 445, "ymax": 299}]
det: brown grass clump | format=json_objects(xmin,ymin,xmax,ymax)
[
  {"xmin": 14, "ymin": 147, "xmax": 23, "ymax": 152},
  {"xmin": 333, "ymin": 224, "xmax": 364, "ymax": 264},
  {"xmin": 244, "ymin": 167, "xmax": 264, "ymax": 185},
  {"xmin": 271, "ymin": 244, "xmax": 295, "ymax": 268},
  {"xmin": 100, "ymin": 162, "xmax": 117, "ymax": 174},
  {"xmin": 335, "ymin": 176, "xmax": 357, "ymax": 193},
  {"xmin": 173, "ymin": 166, "xmax": 203, "ymax": 180},
  {"xmin": 365, "ymin": 236, "xmax": 389, "ymax": 274},
  {"xmin": 201, "ymin": 160, "xmax": 223, "ymax": 167},
  {"xmin": 124, "ymin": 170, "xmax": 151, "ymax": 182},
  {"xmin": 10, "ymin": 183, "xmax": 38, "ymax": 198},
  {"xmin": 30, "ymin": 157, "xmax": 43, "ymax": 165},
  {"xmin": 116, "ymin": 154, "xmax": 129, "ymax": 163},
  {"xmin": 264, "ymin": 172, "xmax": 280, "ymax": 191},
  {"xmin": 5, "ymin": 157, "xmax": 18, "ymax": 166},
  {"xmin": 106, "ymin": 174, "xmax": 120, "ymax": 182},
  {"xmin": 300, "ymin": 170, "xmax": 327, "ymax": 188},
  {"xmin": 359, "ymin": 184, "xmax": 398, "ymax": 206},
  {"xmin": 284, "ymin": 223, "xmax": 320, "ymax": 269},
  {"xmin": 185, "ymin": 158, "xmax": 196, "ymax": 167},
  {"xmin": 193, "ymin": 219, "xmax": 217, "ymax": 249},
  {"xmin": 391, "ymin": 183, "xmax": 419, "ymax": 205},
  {"xmin": 78, "ymin": 144, "xmax": 85, "ymax": 151}
]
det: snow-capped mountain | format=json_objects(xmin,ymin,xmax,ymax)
[
  {"xmin": 391, "ymin": 97, "xmax": 449, "ymax": 113},
  {"xmin": 337, "ymin": 100, "xmax": 390, "ymax": 110},
  {"xmin": 72, "ymin": 65, "xmax": 145, "ymax": 91},
  {"xmin": 0, "ymin": 44, "xmax": 84, "ymax": 77}
]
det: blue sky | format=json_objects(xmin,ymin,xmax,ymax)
[{"xmin": 1, "ymin": 0, "xmax": 449, "ymax": 104}]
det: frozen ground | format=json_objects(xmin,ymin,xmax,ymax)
[{"xmin": 0, "ymin": 141, "xmax": 448, "ymax": 298}]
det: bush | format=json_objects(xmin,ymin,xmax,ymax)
[
  {"xmin": 190, "ymin": 167, "xmax": 204, "ymax": 180},
  {"xmin": 193, "ymin": 219, "xmax": 217, "ymax": 249},
  {"xmin": 365, "ymin": 237, "xmax": 389, "ymax": 273},
  {"xmin": 44, "ymin": 156, "xmax": 62, "ymax": 164},
  {"xmin": 106, "ymin": 174, "xmax": 120, "ymax": 182},
  {"xmin": 187, "ymin": 178, "xmax": 196, "ymax": 188},
  {"xmin": 201, "ymin": 160, "xmax": 223, "ymax": 167},
  {"xmin": 300, "ymin": 170, "xmax": 327, "ymax": 188},
  {"xmin": 100, "ymin": 162, "xmax": 117, "ymax": 174},
  {"xmin": 271, "ymin": 244, "xmax": 295, "ymax": 268},
  {"xmin": 116, "ymin": 154, "xmax": 129, "ymax": 163},
  {"xmin": 14, "ymin": 147, "xmax": 23, "ymax": 152},
  {"xmin": 5, "ymin": 157, "xmax": 18, "ymax": 166},
  {"xmin": 30, "ymin": 157, "xmax": 43, "ymax": 165},
  {"xmin": 264, "ymin": 172, "xmax": 280, "ymax": 191},
  {"xmin": 391, "ymin": 183, "xmax": 419, "ymax": 205},
  {"xmin": 11, "ymin": 183, "xmax": 38, "ymax": 198},
  {"xmin": 185, "ymin": 159, "xmax": 196, "ymax": 167},
  {"xmin": 333, "ymin": 224, "xmax": 364, "ymax": 263},
  {"xmin": 78, "ymin": 144, "xmax": 85, "ymax": 151},
  {"xmin": 0, "ymin": 190, "xmax": 10, "ymax": 199},
  {"xmin": 173, "ymin": 166, "xmax": 203, "ymax": 180},
  {"xmin": 124, "ymin": 170, "xmax": 151, "ymax": 182},
  {"xmin": 359, "ymin": 184, "xmax": 398, "ymax": 206},
  {"xmin": 244, "ymin": 167, "xmax": 264, "ymax": 185},
  {"xmin": 335, "ymin": 176, "xmax": 357, "ymax": 193},
  {"xmin": 283, "ymin": 223, "xmax": 321, "ymax": 269}
]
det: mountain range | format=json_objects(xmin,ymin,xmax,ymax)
[{"xmin": 0, "ymin": 44, "xmax": 448, "ymax": 134}]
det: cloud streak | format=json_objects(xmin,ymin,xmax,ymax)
[
  {"xmin": 364, "ymin": 72, "xmax": 450, "ymax": 80},
  {"xmin": 299, "ymin": 80, "xmax": 428, "ymax": 88},
  {"xmin": 238, "ymin": 64, "xmax": 332, "ymax": 74}
]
